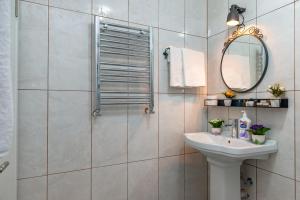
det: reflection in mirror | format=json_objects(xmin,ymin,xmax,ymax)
[{"xmin": 221, "ymin": 35, "xmax": 268, "ymax": 92}]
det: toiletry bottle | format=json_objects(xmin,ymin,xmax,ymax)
[{"xmin": 239, "ymin": 110, "xmax": 251, "ymax": 140}]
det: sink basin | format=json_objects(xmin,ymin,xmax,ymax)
[
  {"xmin": 185, "ymin": 132, "xmax": 277, "ymax": 160},
  {"xmin": 185, "ymin": 132, "xmax": 278, "ymax": 200}
]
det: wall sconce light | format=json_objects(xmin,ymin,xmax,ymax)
[{"xmin": 226, "ymin": 5, "xmax": 246, "ymax": 27}]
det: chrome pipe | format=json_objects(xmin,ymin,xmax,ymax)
[
  {"xmin": 100, "ymin": 79, "xmax": 150, "ymax": 84},
  {"xmin": 101, "ymin": 27, "xmax": 150, "ymax": 37},
  {"xmin": 101, "ymin": 33, "xmax": 149, "ymax": 42},
  {"xmin": 101, "ymin": 102, "xmax": 150, "ymax": 105},
  {"xmin": 101, "ymin": 96, "xmax": 150, "ymax": 99},
  {"xmin": 100, "ymin": 50, "xmax": 150, "ymax": 58},
  {"xmin": 100, "ymin": 74, "xmax": 149, "ymax": 78},
  {"xmin": 100, "ymin": 68, "xmax": 149, "ymax": 74},
  {"xmin": 101, "ymin": 22, "xmax": 150, "ymax": 32},
  {"xmin": 99, "ymin": 62, "xmax": 150, "ymax": 69},
  {"xmin": 100, "ymin": 39, "xmax": 149, "ymax": 48},
  {"xmin": 100, "ymin": 45, "xmax": 150, "ymax": 53}
]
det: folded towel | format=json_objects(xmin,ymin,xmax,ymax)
[
  {"xmin": 182, "ymin": 48, "xmax": 206, "ymax": 87},
  {"xmin": 0, "ymin": 0, "xmax": 13, "ymax": 155},
  {"xmin": 168, "ymin": 46, "xmax": 184, "ymax": 87}
]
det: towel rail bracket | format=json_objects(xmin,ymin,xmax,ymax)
[{"xmin": 163, "ymin": 47, "xmax": 170, "ymax": 59}]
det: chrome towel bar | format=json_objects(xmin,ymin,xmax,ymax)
[
  {"xmin": 100, "ymin": 39, "xmax": 149, "ymax": 48},
  {"xmin": 93, "ymin": 17, "xmax": 154, "ymax": 116}
]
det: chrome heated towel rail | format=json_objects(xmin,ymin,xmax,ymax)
[{"xmin": 93, "ymin": 16, "xmax": 154, "ymax": 116}]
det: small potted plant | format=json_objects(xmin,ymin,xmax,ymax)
[
  {"xmin": 247, "ymin": 124, "xmax": 271, "ymax": 145},
  {"xmin": 267, "ymin": 84, "xmax": 285, "ymax": 107},
  {"xmin": 209, "ymin": 119, "xmax": 224, "ymax": 135},
  {"xmin": 223, "ymin": 89, "xmax": 236, "ymax": 106}
]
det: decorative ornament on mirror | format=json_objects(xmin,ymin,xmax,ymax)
[{"xmin": 223, "ymin": 26, "xmax": 264, "ymax": 52}]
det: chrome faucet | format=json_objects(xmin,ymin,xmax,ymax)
[{"xmin": 224, "ymin": 119, "xmax": 239, "ymax": 138}]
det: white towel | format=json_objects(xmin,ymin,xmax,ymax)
[
  {"xmin": 0, "ymin": 0, "xmax": 13, "ymax": 155},
  {"xmin": 181, "ymin": 48, "xmax": 206, "ymax": 87},
  {"xmin": 168, "ymin": 46, "xmax": 184, "ymax": 87}
]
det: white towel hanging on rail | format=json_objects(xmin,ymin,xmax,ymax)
[
  {"xmin": 182, "ymin": 48, "xmax": 206, "ymax": 87},
  {"xmin": 168, "ymin": 46, "xmax": 184, "ymax": 87}
]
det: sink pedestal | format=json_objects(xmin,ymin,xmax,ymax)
[{"xmin": 207, "ymin": 157, "xmax": 242, "ymax": 200}]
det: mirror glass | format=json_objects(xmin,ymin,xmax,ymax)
[{"xmin": 221, "ymin": 35, "xmax": 268, "ymax": 92}]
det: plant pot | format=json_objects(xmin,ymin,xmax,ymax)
[
  {"xmin": 270, "ymin": 99, "xmax": 280, "ymax": 108},
  {"xmin": 224, "ymin": 99, "xmax": 232, "ymax": 107},
  {"xmin": 211, "ymin": 128, "xmax": 222, "ymax": 135},
  {"xmin": 251, "ymin": 134, "xmax": 266, "ymax": 145}
]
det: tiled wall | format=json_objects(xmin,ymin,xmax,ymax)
[
  {"xmin": 17, "ymin": 0, "xmax": 208, "ymax": 200},
  {"xmin": 207, "ymin": 0, "xmax": 300, "ymax": 199}
]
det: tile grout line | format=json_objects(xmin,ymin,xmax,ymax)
[
  {"xmin": 127, "ymin": 2, "xmax": 129, "ymax": 199},
  {"xmin": 90, "ymin": 3, "xmax": 93, "ymax": 198},
  {"xmin": 183, "ymin": 0, "xmax": 187, "ymax": 198},
  {"xmin": 46, "ymin": 1, "xmax": 50, "ymax": 200},
  {"xmin": 294, "ymin": 1, "xmax": 297, "ymax": 199},
  {"xmin": 206, "ymin": 0, "xmax": 209, "ymax": 199},
  {"xmin": 157, "ymin": 0, "xmax": 160, "ymax": 197},
  {"xmin": 255, "ymin": 0, "xmax": 258, "ymax": 199}
]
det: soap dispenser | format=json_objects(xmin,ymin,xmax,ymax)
[{"xmin": 239, "ymin": 110, "xmax": 251, "ymax": 140}]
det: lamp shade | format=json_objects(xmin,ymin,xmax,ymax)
[{"xmin": 227, "ymin": 5, "xmax": 240, "ymax": 26}]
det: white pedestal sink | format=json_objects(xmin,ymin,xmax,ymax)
[{"xmin": 185, "ymin": 132, "xmax": 277, "ymax": 200}]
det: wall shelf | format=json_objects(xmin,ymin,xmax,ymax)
[{"xmin": 204, "ymin": 98, "xmax": 288, "ymax": 108}]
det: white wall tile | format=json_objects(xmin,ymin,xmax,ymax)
[
  {"xmin": 128, "ymin": 159, "xmax": 158, "ymax": 200},
  {"xmin": 185, "ymin": 153, "xmax": 207, "ymax": 200},
  {"xmin": 159, "ymin": 29, "xmax": 185, "ymax": 94},
  {"xmin": 185, "ymin": 0, "xmax": 207, "ymax": 37},
  {"xmin": 18, "ymin": 2, "xmax": 48, "ymax": 90},
  {"xmin": 184, "ymin": 95, "xmax": 207, "ymax": 133},
  {"xmin": 18, "ymin": 176, "xmax": 47, "ymax": 200},
  {"xmin": 228, "ymin": 0, "xmax": 256, "ymax": 21},
  {"xmin": 295, "ymin": 91, "xmax": 300, "ymax": 180},
  {"xmin": 48, "ymin": 91, "xmax": 91, "ymax": 173},
  {"xmin": 159, "ymin": 94, "xmax": 185, "ymax": 157},
  {"xmin": 257, "ymin": 169, "xmax": 295, "ymax": 200},
  {"xmin": 49, "ymin": 8, "xmax": 91, "ymax": 91},
  {"xmin": 128, "ymin": 95, "xmax": 158, "ymax": 162},
  {"xmin": 49, "ymin": 0, "xmax": 91, "ymax": 13},
  {"xmin": 159, "ymin": 155, "xmax": 185, "ymax": 200},
  {"xmin": 296, "ymin": 2, "xmax": 300, "ymax": 90},
  {"xmin": 256, "ymin": 4, "xmax": 294, "ymax": 92},
  {"xmin": 257, "ymin": 92, "xmax": 294, "ymax": 178},
  {"xmin": 257, "ymin": 0, "xmax": 294, "ymax": 16},
  {"xmin": 129, "ymin": 0, "xmax": 158, "ymax": 27},
  {"xmin": 48, "ymin": 170, "xmax": 91, "ymax": 200},
  {"xmin": 184, "ymin": 95, "xmax": 207, "ymax": 153},
  {"xmin": 159, "ymin": 0, "xmax": 184, "ymax": 32},
  {"xmin": 18, "ymin": 90, "xmax": 47, "ymax": 178},
  {"xmin": 92, "ymin": 164, "xmax": 127, "ymax": 200},
  {"xmin": 92, "ymin": 0, "xmax": 129, "ymax": 21},
  {"xmin": 297, "ymin": 181, "xmax": 300, "ymax": 200},
  {"xmin": 207, "ymin": 0, "xmax": 228, "ymax": 37},
  {"xmin": 185, "ymin": 35, "xmax": 207, "ymax": 54},
  {"xmin": 92, "ymin": 106, "xmax": 127, "ymax": 167},
  {"xmin": 207, "ymin": 32, "xmax": 228, "ymax": 94}
]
